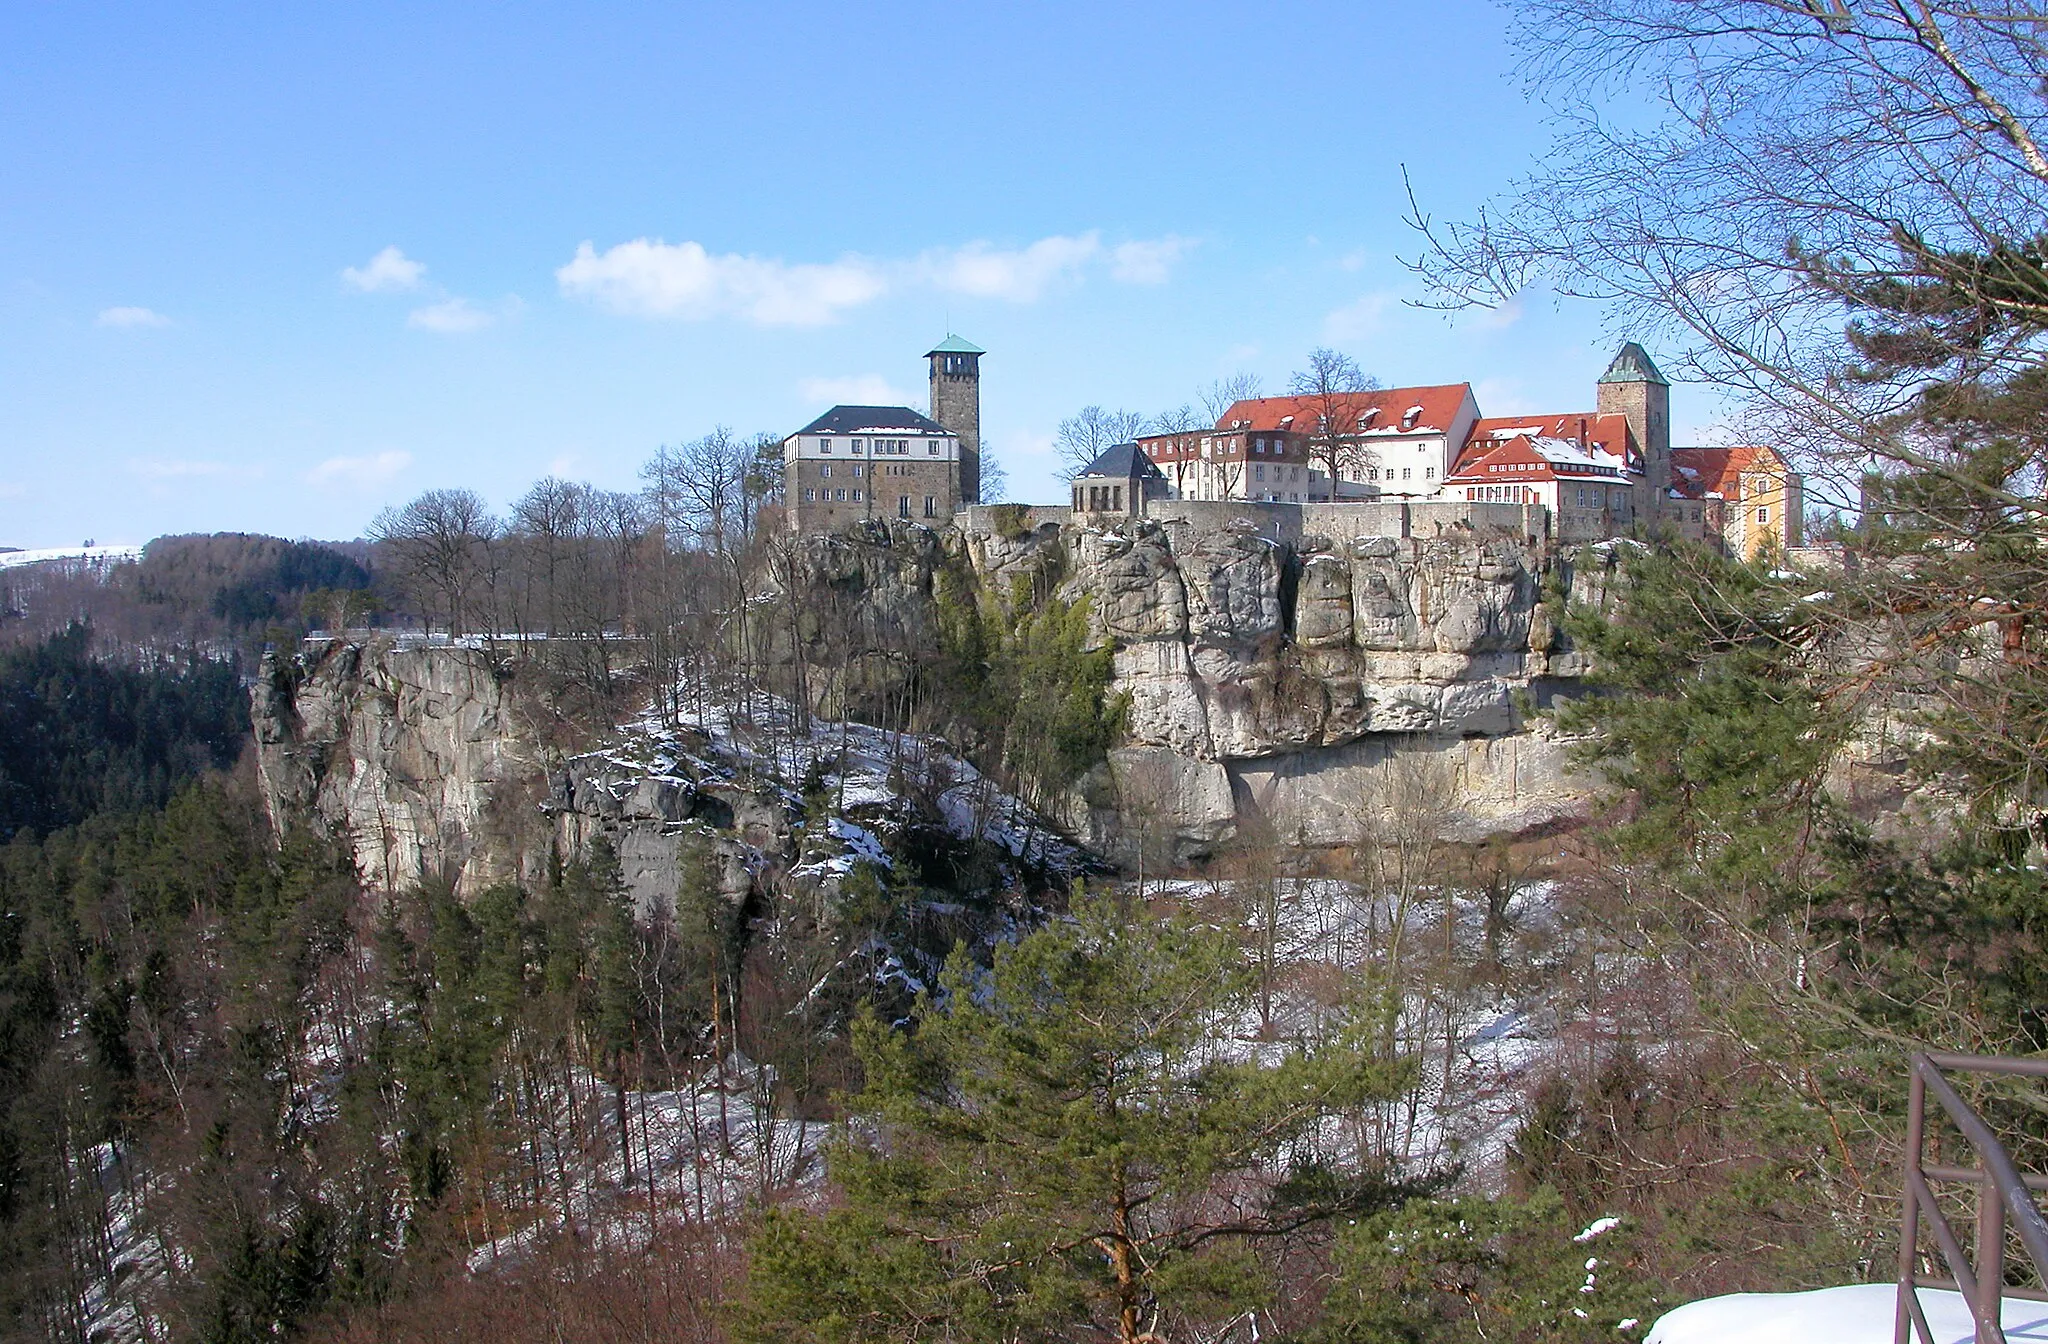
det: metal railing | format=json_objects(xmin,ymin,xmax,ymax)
[{"xmin": 1896, "ymin": 1053, "xmax": 2048, "ymax": 1344}]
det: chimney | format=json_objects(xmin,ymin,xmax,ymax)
[{"xmin": 1578, "ymin": 416, "xmax": 1588, "ymax": 449}]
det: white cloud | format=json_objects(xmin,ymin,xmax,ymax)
[
  {"xmin": 343, "ymin": 246, "xmax": 426, "ymax": 292},
  {"xmin": 407, "ymin": 297, "xmax": 505, "ymax": 333},
  {"xmin": 1464, "ymin": 297, "xmax": 1524, "ymax": 332},
  {"xmin": 1323, "ymin": 292, "xmax": 1395, "ymax": 342},
  {"xmin": 97, "ymin": 306, "xmax": 170, "ymax": 328},
  {"xmin": 306, "ymin": 450, "xmax": 412, "ymax": 488},
  {"xmin": 919, "ymin": 234, "xmax": 1102, "ymax": 302},
  {"xmin": 559, "ymin": 231, "xmax": 1193, "ymax": 325},
  {"xmin": 1110, "ymin": 236, "xmax": 1194, "ymax": 284},
  {"xmin": 799, "ymin": 374, "xmax": 915, "ymax": 406},
  {"xmin": 1473, "ymin": 378, "xmax": 1539, "ymax": 418},
  {"xmin": 129, "ymin": 458, "xmax": 230, "ymax": 480},
  {"xmin": 557, "ymin": 239, "xmax": 886, "ymax": 326}
]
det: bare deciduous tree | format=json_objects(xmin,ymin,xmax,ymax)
[
  {"xmin": 645, "ymin": 429, "xmax": 752, "ymax": 556},
  {"xmin": 1289, "ymin": 347, "xmax": 1381, "ymax": 501},
  {"xmin": 371, "ymin": 488, "xmax": 498, "ymax": 637},
  {"xmin": 1407, "ymin": 0, "xmax": 2048, "ymax": 509},
  {"xmin": 1054, "ymin": 406, "xmax": 1149, "ymax": 479},
  {"xmin": 1199, "ymin": 372, "xmax": 1265, "ymax": 425},
  {"xmin": 511, "ymin": 477, "xmax": 583, "ymax": 640}
]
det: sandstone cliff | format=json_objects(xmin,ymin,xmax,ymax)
[
  {"xmin": 252, "ymin": 635, "xmax": 1089, "ymax": 917},
  {"xmin": 811, "ymin": 511, "xmax": 1603, "ymax": 857},
  {"xmin": 255, "ymin": 514, "xmax": 1607, "ymax": 895}
]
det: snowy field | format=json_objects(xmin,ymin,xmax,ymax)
[
  {"xmin": 1649, "ymin": 1284, "xmax": 2048, "ymax": 1343},
  {"xmin": 0, "ymin": 543, "xmax": 142, "ymax": 570}
]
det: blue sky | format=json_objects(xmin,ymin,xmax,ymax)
[{"xmin": 0, "ymin": 0, "xmax": 1726, "ymax": 548}]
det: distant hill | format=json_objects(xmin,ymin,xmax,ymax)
[{"xmin": 0, "ymin": 532, "xmax": 373, "ymax": 657}]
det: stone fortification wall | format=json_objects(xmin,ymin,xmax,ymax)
[
  {"xmin": 954, "ymin": 503, "xmax": 1073, "ymax": 534},
  {"xmin": 1297, "ymin": 500, "xmax": 1539, "ymax": 543},
  {"xmin": 1125, "ymin": 498, "xmax": 1544, "ymax": 549},
  {"xmin": 1139, "ymin": 499, "xmax": 1302, "ymax": 544}
]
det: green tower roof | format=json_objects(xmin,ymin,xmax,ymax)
[
  {"xmin": 926, "ymin": 334, "xmax": 985, "ymax": 356},
  {"xmin": 1597, "ymin": 341, "xmax": 1668, "ymax": 387}
]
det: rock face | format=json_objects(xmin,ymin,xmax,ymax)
[
  {"xmin": 255, "ymin": 516, "xmax": 1605, "ymax": 892},
  {"xmin": 1049, "ymin": 517, "xmax": 1594, "ymax": 856},
  {"xmin": 253, "ymin": 634, "xmax": 1090, "ymax": 913},
  {"xmin": 251, "ymin": 637, "xmax": 770, "ymax": 905},
  {"xmin": 252, "ymin": 638, "xmax": 547, "ymax": 894}
]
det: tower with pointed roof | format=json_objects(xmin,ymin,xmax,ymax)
[
  {"xmin": 1597, "ymin": 341, "xmax": 1671, "ymax": 512},
  {"xmin": 928, "ymin": 335, "xmax": 983, "ymax": 504}
]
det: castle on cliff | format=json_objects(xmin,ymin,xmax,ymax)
[
  {"xmin": 781, "ymin": 336, "xmax": 983, "ymax": 533},
  {"xmin": 784, "ymin": 337, "xmax": 1801, "ymax": 558}
]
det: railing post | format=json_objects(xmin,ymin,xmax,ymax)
[
  {"xmin": 1979, "ymin": 1174, "xmax": 2007, "ymax": 1344},
  {"xmin": 1899, "ymin": 1059, "xmax": 1928, "ymax": 1344}
]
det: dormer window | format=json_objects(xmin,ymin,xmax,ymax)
[
  {"xmin": 1358, "ymin": 408, "xmax": 1378, "ymax": 430},
  {"xmin": 1401, "ymin": 407, "xmax": 1421, "ymax": 431}
]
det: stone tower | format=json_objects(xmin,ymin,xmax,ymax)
[
  {"xmin": 928, "ymin": 334, "xmax": 983, "ymax": 505},
  {"xmin": 1597, "ymin": 341, "xmax": 1671, "ymax": 515}
]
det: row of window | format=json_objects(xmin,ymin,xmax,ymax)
[
  {"xmin": 1571, "ymin": 487, "xmax": 1629, "ymax": 509},
  {"xmin": 819, "ymin": 461, "xmax": 936, "ymax": 478},
  {"xmin": 1658, "ymin": 505, "xmax": 1770, "ymax": 525},
  {"xmin": 817, "ymin": 437, "xmax": 941, "ymax": 455},
  {"xmin": 798, "ymin": 488, "xmax": 940, "ymax": 517}
]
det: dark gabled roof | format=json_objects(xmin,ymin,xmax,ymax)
[
  {"xmin": 926, "ymin": 334, "xmax": 985, "ymax": 356},
  {"xmin": 1597, "ymin": 341, "xmax": 1669, "ymax": 387},
  {"xmin": 1077, "ymin": 442, "xmax": 1164, "ymax": 480},
  {"xmin": 794, "ymin": 405, "xmax": 949, "ymax": 436}
]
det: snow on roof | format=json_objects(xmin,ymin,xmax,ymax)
[
  {"xmin": 1457, "ymin": 412, "xmax": 1635, "ymax": 475},
  {"xmin": 1445, "ymin": 432, "xmax": 1634, "ymax": 483},
  {"xmin": 1668, "ymin": 445, "xmax": 1788, "ymax": 501},
  {"xmin": 1217, "ymin": 384, "xmax": 1473, "ymax": 436},
  {"xmin": 792, "ymin": 405, "xmax": 949, "ymax": 436}
]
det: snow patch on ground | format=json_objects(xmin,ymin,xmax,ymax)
[
  {"xmin": 600, "ymin": 687, "xmax": 1090, "ymax": 880},
  {"xmin": 465, "ymin": 1058, "xmax": 830, "ymax": 1276},
  {"xmin": 1650, "ymin": 1284, "xmax": 2048, "ymax": 1343}
]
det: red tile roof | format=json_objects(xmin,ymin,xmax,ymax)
[
  {"xmin": 1217, "ymin": 385, "xmax": 1474, "ymax": 436},
  {"xmin": 1444, "ymin": 433, "xmax": 1633, "ymax": 484},
  {"xmin": 1668, "ymin": 446, "xmax": 1785, "ymax": 500},
  {"xmin": 1456, "ymin": 412, "xmax": 1635, "ymax": 476}
]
